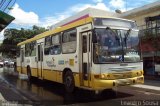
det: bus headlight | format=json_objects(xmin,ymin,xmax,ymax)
[
  {"xmin": 136, "ymin": 72, "xmax": 139, "ymax": 76},
  {"xmin": 136, "ymin": 71, "xmax": 143, "ymax": 76},
  {"xmin": 107, "ymin": 75, "xmax": 110, "ymax": 78},
  {"xmin": 101, "ymin": 74, "xmax": 110, "ymax": 79},
  {"xmin": 137, "ymin": 77, "xmax": 143, "ymax": 81},
  {"xmin": 94, "ymin": 75, "xmax": 100, "ymax": 79},
  {"xmin": 101, "ymin": 74, "xmax": 106, "ymax": 78}
]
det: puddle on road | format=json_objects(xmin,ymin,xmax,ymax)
[{"xmin": 0, "ymin": 67, "xmax": 133, "ymax": 106}]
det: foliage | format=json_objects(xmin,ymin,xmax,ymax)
[{"xmin": 0, "ymin": 25, "xmax": 47, "ymax": 57}]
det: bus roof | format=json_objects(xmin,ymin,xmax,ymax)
[
  {"xmin": 17, "ymin": 15, "xmax": 92, "ymax": 46},
  {"xmin": 50, "ymin": 7, "xmax": 119, "ymax": 30},
  {"xmin": 17, "ymin": 8, "xmax": 135, "ymax": 46}
]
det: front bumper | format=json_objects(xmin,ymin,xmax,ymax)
[{"xmin": 93, "ymin": 75, "xmax": 144, "ymax": 90}]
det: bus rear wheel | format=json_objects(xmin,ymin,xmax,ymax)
[
  {"xmin": 27, "ymin": 67, "xmax": 32, "ymax": 80},
  {"xmin": 64, "ymin": 71, "xmax": 75, "ymax": 93}
]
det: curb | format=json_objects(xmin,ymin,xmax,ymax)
[
  {"xmin": 0, "ymin": 93, "xmax": 5, "ymax": 101},
  {"xmin": 132, "ymin": 84, "xmax": 160, "ymax": 91}
]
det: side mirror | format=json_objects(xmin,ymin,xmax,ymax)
[{"xmin": 92, "ymin": 29, "xmax": 97, "ymax": 43}]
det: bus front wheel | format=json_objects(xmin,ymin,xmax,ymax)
[{"xmin": 64, "ymin": 71, "xmax": 75, "ymax": 93}]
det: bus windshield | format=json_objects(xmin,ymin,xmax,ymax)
[{"xmin": 93, "ymin": 28, "xmax": 140, "ymax": 63}]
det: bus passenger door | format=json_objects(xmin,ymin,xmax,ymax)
[
  {"xmin": 20, "ymin": 48, "xmax": 24, "ymax": 73},
  {"xmin": 81, "ymin": 32, "xmax": 91, "ymax": 87},
  {"xmin": 37, "ymin": 43, "xmax": 43, "ymax": 79}
]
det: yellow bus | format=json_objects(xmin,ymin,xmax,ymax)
[{"xmin": 16, "ymin": 8, "xmax": 144, "ymax": 93}]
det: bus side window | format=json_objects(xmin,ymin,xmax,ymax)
[
  {"xmin": 50, "ymin": 45, "xmax": 61, "ymax": 55},
  {"xmin": 25, "ymin": 43, "xmax": 31, "ymax": 57},
  {"xmin": 44, "ymin": 36, "xmax": 51, "ymax": 55},
  {"xmin": 50, "ymin": 34, "xmax": 61, "ymax": 55},
  {"xmin": 30, "ymin": 41, "xmax": 36, "ymax": 56},
  {"xmin": 62, "ymin": 29, "xmax": 77, "ymax": 54}
]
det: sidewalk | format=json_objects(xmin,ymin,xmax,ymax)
[
  {"xmin": 0, "ymin": 77, "xmax": 31, "ymax": 105},
  {"xmin": 0, "ymin": 93, "xmax": 5, "ymax": 101},
  {"xmin": 132, "ymin": 79, "xmax": 160, "ymax": 91},
  {"xmin": 133, "ymin": 84, "xmax": 160, "ymax": 91}
]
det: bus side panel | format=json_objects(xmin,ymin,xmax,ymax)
[
  {"xmin": 20, "ymin": 45, "xmax": 25, "ymax": 74},
  {"xmin": 73, "ymin": 73, "xmax": 80, "ymax": 87},
  {"xmin": 30, "ymin": 56, "xmax": 38, "ymax": 77},
  {"xmin": 56, "ymin": 71, "xmax": 63, "ymax": 83},
  {"xmin": 43, "ymin": 49, "xmax": 80, "ymax": 85},
  {"xmin": 31, "ymin": 68, "xmax": 38, "ymax": 77},
  {"xmin": 23, "ymin": 56, "xmax": 38, "ymax": 77},
  {"xmin": 56, "ymin": 49, "xmax": 79, "ymax": 85},
  {"xmin": 43, "ymin": 69, "xmax": 57, "ymax": 81},
  {"xmin": 16, "ymin": 57, "xmax": 21, "ymax": 73},
  {"xmin": 43, "ymin": 41, "xmax": 80, "ymax": 85},
  {"xmin": 43, "ymin": 55, "xmax": 57, "ymax": 81},
  {"xmin": 24, "ymin": 57, "xmax": 29, "ymax": 74},
  {"xmin": 16, "ymin": 66, "xmax": 21, "ymax": 73},
  {"xmin": 22, "ymin": 67, "xmax": 27, "ymax": 74},
  {"xmin": 43, "ymin": 54, "xmax": 64, "ymax": 83}
]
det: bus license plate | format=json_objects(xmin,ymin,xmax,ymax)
[{"xmin": 116, "ymin": 79, "xmax": 131, "ymax": 86}]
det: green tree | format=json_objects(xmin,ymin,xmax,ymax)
[{"xmin": 0, "ymin": 26, "xmax": 47, "ymax": 58}]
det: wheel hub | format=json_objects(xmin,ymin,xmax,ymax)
[{"xmin": 66, "ymin": 76, "xmax": 72, "ymax": 87}]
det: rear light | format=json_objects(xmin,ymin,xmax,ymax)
[
  {"xmin": 136, "ymin": 71, "xmax": 143, "ymax": 76},
  {"xmin": 94, "ymin": 75, "xmax": 100, "ymax": 79},
  {"xmin": 137, "ymin": 77, "xmax": 143, "ymax": 81},
  {"xmin": 113, "ymin": 82, "xmax": 116, "ymax": 86},
  {"xmin": 136, "ymin": 72, "xmax": 139, "ymax": 76},
  {"xmin": 140, "ymin": 71, "xmax": 143, "ymax": 75},
  {"xmin": 133, "ymin": 79, "xmax": 135, "ymax": 83},
  {"xmin": 107, "ymin": 75, "xmax": 110, "ymax": 78},
  {"xmin": 101, "ymin": 74, "xmax": 105, "ymax": 78},
  {"xmin": 95, "ymin": 74, "xmax": 111, "ymax": 79}
]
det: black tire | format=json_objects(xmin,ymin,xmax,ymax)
[
  {"xmin": 64, "ymin": 71, "xmax": 75, "ymax": 93},
  {"xmin": 102, "ymin": 89, "xmax": 117, "ymax": 98},
  {"xmin": 27, "ymin": 67, "xmax": 32, "ymax": 80}
]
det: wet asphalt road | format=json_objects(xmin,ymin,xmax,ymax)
[{"xmin": 0, "ymin": 67, "xmax": 160, "ymax": 106}]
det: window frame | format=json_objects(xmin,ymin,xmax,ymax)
[
  {"xmin": 62, "ymin": 28, "xmax": 77, "ymax": 43},
  {"xmin": 44, "ymin": 36, "xmax": 52, "ymax": 55},
  {"xmin": 50, "ymin": 33, "xmax": 62, "ymax": 55},
  {"xmin": 62, "ymin": 28, "xmax": 77, "ymax": 54},
  {"xmin": 30, "ymin": 41, "xmax": 36, "ymax": 57},
  {"xmin": 25, "ymin": 43, "xmax": 31, "ymax": 57}
]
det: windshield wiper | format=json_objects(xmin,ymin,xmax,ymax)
[
  {"xmin": 105, "ymin": 27, "xmax": 133, "ymax": 62},
  {"xmin": 106, "ymin": 27, "xmax": 124, "ymax": 62},
  {"xmin": 124, "ymin": 29, "xmax": 132, "ymax": 48},
  {"xmin": 106, "ymin": 27, "xmax": 117, "ymax": 35},
  {"xmin": 125, "ymin": 29, "xmax": 132, "ymax": 38}
]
